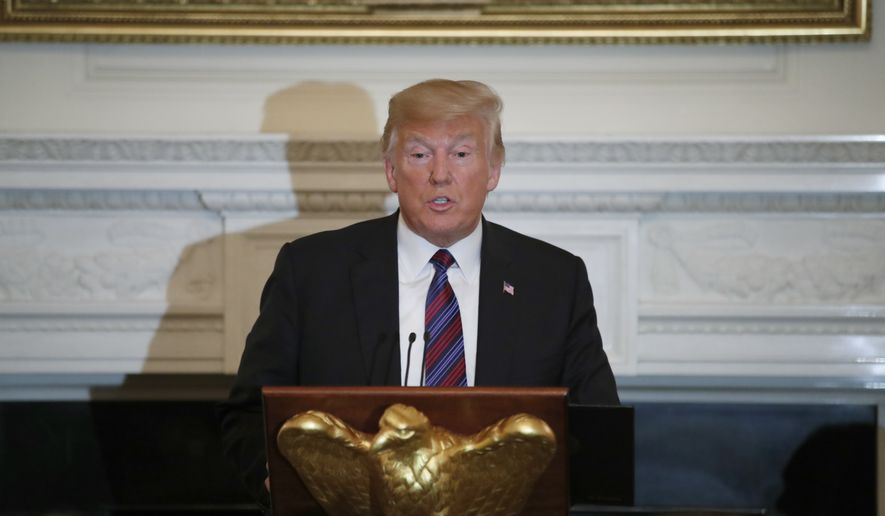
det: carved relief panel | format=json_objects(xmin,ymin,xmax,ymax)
[
  {"xmin": 641, "ymin": 217, "xmax": 885, "ymax": 305},
  {"xmin": 0, "ymin": 214, "xmax": 222, "ymax": 307},
  {"xmin": 0, "ymin": 213, "xmax": 224, "ymax": 374},
  {"xmin": 638, "ymin": 215, "xmax": 885, "ymax": 377}
]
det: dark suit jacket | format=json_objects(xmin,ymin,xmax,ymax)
[{"xmin": 218, "ymin": 212, "xmax": 619, "ymax": 503}]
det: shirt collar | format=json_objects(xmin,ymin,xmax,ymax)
[{"xmin": 397, "ymin": 213, "xmax": 482, "ymax": 284}]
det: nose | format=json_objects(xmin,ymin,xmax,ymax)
[{"xmin": 428, "ymin": 153, "xmax": 451, "ymax": 185}]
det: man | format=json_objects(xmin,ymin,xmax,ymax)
[{"xmin": 218, "ymin": 79, "xmax": 619, "ymax": 506}]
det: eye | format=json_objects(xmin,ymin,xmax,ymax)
[
  {"xmin": 411, "ymin": 152, "xmax": 428, "ymax": 160},
  {"xmin": 455, "ymin": 151, "xmax": 469, "ymax": 158}
]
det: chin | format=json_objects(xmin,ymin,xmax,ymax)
[{"xmin": 417, "ymin": 226, "xmax": 456, "ymax": 247}]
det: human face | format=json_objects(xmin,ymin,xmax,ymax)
[{"xmin": 384, "ymin": 116, "xmax": 502, "ymax": 248}]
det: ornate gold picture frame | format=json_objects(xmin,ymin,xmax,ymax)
[{"xmin": 0, "ymin": 0, "xmax": 870, "ymax": 44}]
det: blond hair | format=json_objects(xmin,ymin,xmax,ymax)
[{"xmin": 381, "ymin": 79, "xmax": 505, "ymax": 165}]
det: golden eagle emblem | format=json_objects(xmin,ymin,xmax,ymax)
[{"xmin": 277, "ymin": 403, "xmax": 557, "ymax": 516}]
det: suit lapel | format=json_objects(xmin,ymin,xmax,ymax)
[
  {"xmin": 351, "ymin": 213, "xmax": 401, "ymax": 386},
  {"xmin": 475, "ymin": 218, "xmax": 518, "ymax": 386}
]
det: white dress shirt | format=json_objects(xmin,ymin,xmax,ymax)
[{"xmin": 397, "ymin": 214, "xmax": 481, "ymax": 387}]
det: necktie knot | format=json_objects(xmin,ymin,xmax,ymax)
[{"xmin": 430, "ymin": 249, "xmax": 456, "ymax": 272}]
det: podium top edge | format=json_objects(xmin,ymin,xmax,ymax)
[{"xmin": 262, "ymin": 385, "xmax": 569, "ymax": 398}]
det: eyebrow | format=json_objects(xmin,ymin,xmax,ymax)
[{"xmin": 403, "ymin": 133, "xmax": 478, "ymax": 149}]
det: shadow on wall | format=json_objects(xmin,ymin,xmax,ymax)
[
  {"xmin": 74, "ymin": 81, "xmax": 385, "ymax": 512},
  {"xmin": 260, "ymin": 81, "xmax": 379, "ymax": 139},
  {"xmin": 776, "ymin": 423, "xmax": 877, "ymax": 516}
]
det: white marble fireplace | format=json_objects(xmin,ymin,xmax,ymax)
[{"xmin": 0, "ymin": 134, "xmax": 882, "ymax": 406}]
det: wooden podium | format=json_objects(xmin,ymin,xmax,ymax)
[{"xmin": 263, "ymin": 386, "xmax": 570, "ymax": 515}]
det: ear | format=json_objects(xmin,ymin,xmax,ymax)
[
  {"xmin": 486, "ymin": 160, "xmax": 502, "ymax": 192},
  {"xmin": 384, "ymin": 157, "xmax": 398, "ymax": 193}
]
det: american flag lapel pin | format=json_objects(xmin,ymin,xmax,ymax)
[{"xmin": 503, "ymin": 281, "xmax": 515, "ymax": 296}]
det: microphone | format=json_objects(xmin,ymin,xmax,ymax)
[
  {"xmin": 403, "ymin": 332, "xmax": 417, "ymax": 386},
  {"xmin": 420, "ymin": 331, "xmax": 430, "ymax": 387}
]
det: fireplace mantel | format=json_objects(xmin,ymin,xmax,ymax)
[{"xmin": 1, "ymin": 134, "xmax": 883, "ymax": 402}]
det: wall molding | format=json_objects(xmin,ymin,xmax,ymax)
[
  {"xmin": 0, "ymin": 315, "xmax": 223, "ymax": 332},
  {"xmin": 2, "ymin": 135, "xmax": 885, "ymax": 213},
  {"xmin": 199, "ymin": 191, "xmax": 390, "ymax": 213},
  {"xmin": 639, "ymin": 319, "xmax": 885, "ymax": 335},
  {"xmin": 2, "ymin": 190, "xmax": 885, "ymax": 214},
  {"xmin": 0, "ymin": 190, "xmax": 206, "ymax": 211},
  {"xmin": 486, "ymin": 192, "xmax": 885, "ymax": 213},
  {"xmin": 3, "ymin": 135, "xmax": 885, "ymax": 164},
  {"xmin": 80, "ymin": 45, "xmax": 788, "ymax": 87}
]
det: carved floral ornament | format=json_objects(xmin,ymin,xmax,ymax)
[{"xmin": 4, "ymin": 138, "xmax": 885, "ymax": 163}]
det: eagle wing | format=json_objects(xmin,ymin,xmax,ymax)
[
  {"xmin": 277, "ymin": 410, "xmax": 374, "ymax": 516},
  {"xmin": 440, "ymin": 413, "xmax": 557, "ymax": 516}
]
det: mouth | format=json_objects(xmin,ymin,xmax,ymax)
[{"xmin": 428, "ymin": 196, "xmax": 453, "ymax": 210}]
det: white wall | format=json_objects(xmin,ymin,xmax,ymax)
[{"xmin": 0, "ymin": 8, "xmax": 884, "ymax": 137}]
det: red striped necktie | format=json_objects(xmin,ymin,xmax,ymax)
[{"xmin": 423, "ymin": 249, "xmax": 467, "ymax": 387}]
